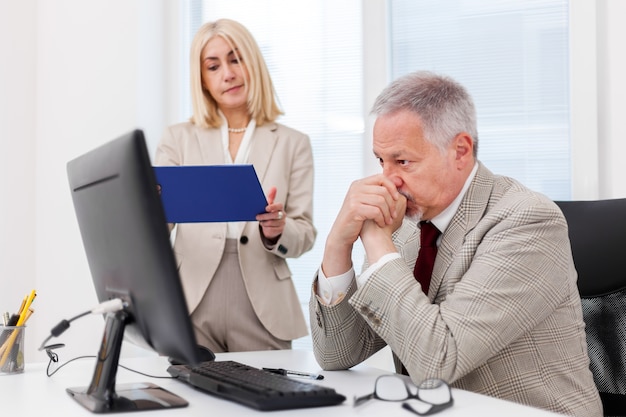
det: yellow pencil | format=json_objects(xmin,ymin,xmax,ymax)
[
  {"xmin": 17, "ymin": 290, "xmax": 36, "ymax": 326},
  {"xmin": 0, "ymin": 330, "xmax": 17, "ymax": 367},
  {"xmin": 0, "ymin": 331, "xmax": 9, "ymax": 357},
  {"xmin": 17, "ymin": 295, "xmax": 27, "ymax": 316},
  {"xmin": 0, "ymin": 290, "xmax": 36, "ymax": 368},
  {"xmin": 23, "ymin": 309, "xmax": 34, "ymax": 324}
]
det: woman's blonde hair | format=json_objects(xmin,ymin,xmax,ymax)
[{"xmin": 189, "ymin": 19, "xmax": 283, "ymax": 128}]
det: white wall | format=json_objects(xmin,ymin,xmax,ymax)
[
  {"xmin": 0, "ymin": 1, "xmax": 38, "ymax": 357},
  {"xmin": 35, "ymin": 0, "xmax": 134, "ymax": 361},
  {"xmin": 1, "ymin": 0, "xmax": 182, "ymax": 363},
  {"xmin": 1, "ymin": 0, "xmax": 625, "ymax": 367}
]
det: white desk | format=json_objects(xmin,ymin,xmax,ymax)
[{"xmin": 1, "ymin": 349, "xmax": 564, "ymax": 416}]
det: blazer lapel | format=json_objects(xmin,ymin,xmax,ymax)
[
  {"xmin": 196, "ymin": 126, "xmax": 226, "ymax": 165},
  {"xmin": 247, "ymin": 123, "xmax": 278, "ymax": 183},
  {"xmin": 428, "ymin": 163, "xmax": 494, "ymax": 299}
]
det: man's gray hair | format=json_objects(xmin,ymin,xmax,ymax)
[{"xmin": 371, "ymin": 71, "xmax": 478, "ymax": 156}]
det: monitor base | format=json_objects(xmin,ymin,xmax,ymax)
[{"xmin": 67, "ymin": 382, "xmax": 188, "ymax": 413}]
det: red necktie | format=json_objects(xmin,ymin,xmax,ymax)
[{"xmin": 413, "ymin": 221, "xmax": 441, "ymax": 294}]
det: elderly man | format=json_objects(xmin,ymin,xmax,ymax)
[{"xmin": 310, "ymin": 71, "xmax": 602, "ymax": 416}]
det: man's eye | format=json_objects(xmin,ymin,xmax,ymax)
[{"xmin": 398, "ymin": 160, "xmax": 410, "ymax": 166}]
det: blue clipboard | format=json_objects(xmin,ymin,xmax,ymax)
[{"xmin": 153, "ymin": 165, "xmax": 268, "ymax": 223}]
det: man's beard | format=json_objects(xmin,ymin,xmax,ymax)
[{"xmin": 398, "ymin": 190, "xmax": 423, "ymax": 222}]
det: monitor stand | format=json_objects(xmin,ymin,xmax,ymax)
[{"xmin": 66, "ymin": 310, "xmax": 188, "ymax": 413}]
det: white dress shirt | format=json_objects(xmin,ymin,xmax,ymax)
[{"xmin": 219, "ymin": 114, "xmax": 257, "ymax": 239}]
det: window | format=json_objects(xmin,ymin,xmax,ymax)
[
  {"xmin": 183, "ymin": 0, "xmax": 364, "ymax": 349},
  {"xmin": 389, "ymin": 0, "xmax": 570, "ymax": 199},
  {"xmin": 180, "ymin": 0, "xmax": 571, "ymax": 349}
]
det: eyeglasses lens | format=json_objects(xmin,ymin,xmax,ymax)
[
  {"xmin": 418, "ymin": 378, "xmax": 451, "ymax": 405},
  {"xmin": 376, "ymin": 375, "xmax": 410, "ymax": 401}
]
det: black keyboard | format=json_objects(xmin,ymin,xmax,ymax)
[{"xmin": 167, "ymin": 360, "xmax": 346, "ymax": 411}]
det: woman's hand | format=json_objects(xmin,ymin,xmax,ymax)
[{"xmin": 256, "ymin": 186, "xmax": 285, "ymax": 242}]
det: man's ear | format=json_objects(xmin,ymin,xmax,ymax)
[{"xmin": 453, "ymin": 132, "xmax": 474, "ymax": 168}]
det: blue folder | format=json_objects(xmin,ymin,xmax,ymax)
[{"xmin": 153, "ymin": 165, "xmax": 268, "ymax": 223}]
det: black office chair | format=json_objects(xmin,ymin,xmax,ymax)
[{"xmin": 555, "ymin": 198, "xmax": 626, "ymax": 416}]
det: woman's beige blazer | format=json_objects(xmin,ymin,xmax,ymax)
[{"xmin": 156, "ymin": 121, "xmax": 316, "ymax": 341}]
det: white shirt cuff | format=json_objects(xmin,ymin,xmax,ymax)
[
  {"xmin": 356, "ymin": 252, "xmax": 401, "ymax": 287},
  {"xmin": 316, "ymin": 267, "xmax": 354, "ymax": 305},
  {"xmin": 316, "ymin": 252, "xmax": 401, "ymax": 305}
]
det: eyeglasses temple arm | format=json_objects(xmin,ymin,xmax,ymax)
[
  {"xmin": 402, "ymin": 398, "xmax": 454, "ymax": 416},
  {"xmin": 353, "ymin": 392, "xmax": 376, "ymax": 407}
]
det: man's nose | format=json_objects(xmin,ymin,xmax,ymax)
[
  {"xmin": 382, "ymin": 165, "xmax": 405, "ymax": 189},
  {"xmin": 382, "ymin": 164, "xmax": 398, "ymax": 180}
]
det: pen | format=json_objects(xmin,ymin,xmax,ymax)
[
  {"xmin": 263, "ymin": 367, "xmax": 324, "ymax": 380},
  {"xmin": 0, "ymin": 290, "xmax": 36, "ymax": 368}
]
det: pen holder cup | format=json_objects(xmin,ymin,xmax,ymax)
[{"xmin": 0, "ymin": 325, "xmax": 25, "ymax": 375}]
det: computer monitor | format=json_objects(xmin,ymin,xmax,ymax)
[{"xmin": 65, "ymin": 129, "xmax": 201, "ymax": 413}]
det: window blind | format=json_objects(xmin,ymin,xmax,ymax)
[
  {"xmin": 180, "ymin": 0, "xmax": 571, "ymax": 350},
  {"xmin": 183, "ymin": 0, "xmax": 364, "ymax": 349},
  {"xmin": 389, "ymin": 0, "xmax": 571, "ymax": 199}
]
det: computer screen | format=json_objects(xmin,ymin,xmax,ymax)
[{"xmin": 66, "ymin": 129, "xmax": 200, "ymax": 413}]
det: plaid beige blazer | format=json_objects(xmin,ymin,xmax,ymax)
[{"xmin": 310, "ymin": 163, "xmax": 602, "ymax": 417}]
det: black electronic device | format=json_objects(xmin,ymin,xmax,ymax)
[
  {"xmin": 167, "ymin": 360, "xmax": 346, "ymax": 411},
  {"xmin": 65, "ymin": 129, "xmax": 202, "ymax": 413}
]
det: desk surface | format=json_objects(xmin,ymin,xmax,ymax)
[{"xmin": 1, "ymin": 349, "xmax": 564, "ymax": 416}]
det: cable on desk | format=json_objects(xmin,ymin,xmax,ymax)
[
  {"xmin": 43, "ymin": 345, "xmax": 174, "ymax": 379},
  {"xmin": 39, "ymin": 298, "xmax": 171, "ymax": 379}
]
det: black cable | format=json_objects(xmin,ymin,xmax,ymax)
[
  {"xmin": 118, "ymin": 363, "xmax": 174, "ymax": 379},
  {"xmin": 45, "ymin": 352, "xmax": 93, "ymax": 377},
  {"xmin": 41, "ymin": 300, "xmax": 164, "ymax": 379},
  {"xmin": 44, "ymin": 347, "xmax": 174, "ymax": 379},
  {"xmin": 39, "ymin": 299, "xmax": 124, "ymax": 351},
  {"xmin": 38, "ymin": 310, "xmax": 91, "ymax": 351}
]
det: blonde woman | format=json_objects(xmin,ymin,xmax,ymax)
[{"xmin": 156, "ymin": 19, "xmax": 315, "ymax": 353}]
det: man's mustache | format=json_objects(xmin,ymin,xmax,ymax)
[{"xmin": 397, "ymin": 190, "xmax": 422, "ymax": 222}]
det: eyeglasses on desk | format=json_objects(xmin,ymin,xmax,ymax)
[{"xmin": 353, "ymin": 375, "xmax": 453, "ymax": 415}]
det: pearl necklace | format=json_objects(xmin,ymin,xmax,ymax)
[{"xmin": 228, "ymin": 127, "xmax": 247, "ymax": 133}]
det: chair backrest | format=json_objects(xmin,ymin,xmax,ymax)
[{"xmin": 555, "ymin": 198, "xmax": 626, "ymax": 416}]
